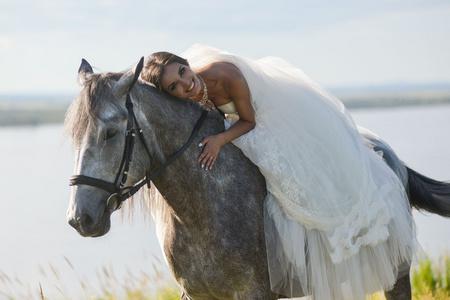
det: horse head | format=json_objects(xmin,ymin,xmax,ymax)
[{"xmin": 66, "ymin": 58, "xmax": 151, "ymax": 237}]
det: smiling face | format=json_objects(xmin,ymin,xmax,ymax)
[{"xmin": 160, "ymin": 62, "xmax": 202, "ymax": 99}]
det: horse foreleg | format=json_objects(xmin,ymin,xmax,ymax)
[{"xmin": 384, "ymin": 273, "xmax": 411, "ymax": 300}]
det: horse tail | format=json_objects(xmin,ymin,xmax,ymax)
[{"xmin": 406, "ymin": 166, "xmax": 450, "ymax": 217}]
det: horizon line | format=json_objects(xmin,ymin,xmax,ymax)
[{"xmin": 1, "ymin": 81, "xmax": 450, "ymax": 98}]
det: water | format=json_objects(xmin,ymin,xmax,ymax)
[
  {"xmin": 0, "ymin": 126, "xmax": 169, "ymax": 298},
  {"xmin": 351, "ymin": 104, "xmax": 450, "ymax": 259},
  {"xmin": 0, "ymin": 105, "xmax": 449, "ymax": 298}
]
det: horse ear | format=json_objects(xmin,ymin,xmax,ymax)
[
  {"xmin": 78, "ymin": 59, "xmax": 93, "ymax": 86},
  {"xmin": 114, "ymin": 57, "xmax": 145, "ymax": 100}
]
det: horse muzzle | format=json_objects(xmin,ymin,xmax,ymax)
[{"xmin": 67, "ymin": 195, "xmax": 112, "ymax": 237}]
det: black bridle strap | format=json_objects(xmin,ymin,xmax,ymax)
[
  {"xmin": 127, "ymin": 94, "xmax": 153, "ymax": 162},
  {"xmin": 70, "ymin": 175, "xmax": 116, "ymax": 194},
  {"xmin": 69, "ymin": 57, "xmax": 211, "ymax": 211},
  {"xmin": 116, "ymin": 109, "xmax": 209, "ymax": 202},
  {"xmin": 70, "ymin": 109, "xmax": 209, "ymax": 208},
  {"xmin": 69, "ymin": 95, "xmax": 143, "ymax": 195}
]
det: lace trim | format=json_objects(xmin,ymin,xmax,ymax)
[{"xmin": 232, "ymin": 117, "xmax": 398, "ymax": 264}]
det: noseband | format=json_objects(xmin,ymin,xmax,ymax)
[{"xmin": 70, "ymin": 58, "xmax": 209, "ymax": 212}]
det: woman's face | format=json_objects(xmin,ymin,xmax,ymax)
[{"xmin": 160, "ymin": 62, "xmax": 202, "ymax": 99}]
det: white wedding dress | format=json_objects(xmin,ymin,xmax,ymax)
[{"xmin": 183, "ymin": 44, "xmax": 418, "ymax": 299}]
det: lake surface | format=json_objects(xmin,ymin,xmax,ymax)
[{"xmin": 0, "ymin": 104, "xmax": 449, "ymax": 298}]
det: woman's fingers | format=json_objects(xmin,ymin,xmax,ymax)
[
  {"xmin": 204, "ymin": 156, "xmax": 215, "ymax": 170},
  {"xmin": 200, "ymin": 152, "xmax": 215, "ymax": 170},
  {"xmin": 198, "ymin": 138, "xmax": 209, "ymax": 161},
  {"xmin": 202, "ymin": 100, "xmax": 218, "ymax": 112},
  {"xmin": 198, "ymin": 139, "xmax": 209, "ymax": 169},
  {"xmin": 198, "ymin": 137, "xmax": 217, "ymax": 170}
]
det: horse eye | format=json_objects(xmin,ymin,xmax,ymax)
[{"xmin": 105, "ymin": 129, "xmax": 117, "ymax": 140}]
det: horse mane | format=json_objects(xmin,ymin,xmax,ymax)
[
  {"xmin": 64, "ymin": 72, "xmax": 125, "ymax": 148},
  {"xmin": 64, "ymin": 69, "xmax": 225, "ymax": 220}
]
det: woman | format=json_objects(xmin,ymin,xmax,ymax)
[
  {"xmin": 142, "ymin": 50, "xmax": 255, "ymax": 171},
  {"xmin": 142, "ymin": 44, "xmax": 417, "ymax": 299}
]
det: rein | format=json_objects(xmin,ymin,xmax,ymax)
[{"xmin": 70, "ymin": 58, "xmax": 209, "ymax": 212}]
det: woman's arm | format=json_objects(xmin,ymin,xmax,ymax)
[{"xmin": 198, "ymin": 73, "xmax": 255, "ymax": 170}]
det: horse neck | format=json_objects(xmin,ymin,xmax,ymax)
[{"xmin": 134, "ymin": 84, "xmax": 217, "ymax": 223}]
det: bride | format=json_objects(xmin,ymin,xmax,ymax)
[{"xmin": 141, "ymin": 44, "xmax": 418, "ymax": 299}]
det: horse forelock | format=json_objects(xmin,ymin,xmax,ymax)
[{"xmin": 64, "ymin": 72, "xmax": 125, "ymax": 148}]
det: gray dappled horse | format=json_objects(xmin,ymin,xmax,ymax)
[{"xmin": 66, "ymin": 59, "xmax": 450, "ymax": 300}]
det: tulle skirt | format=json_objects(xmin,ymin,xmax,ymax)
[{"xmin": 183, "ymin": 44, "xmax": 419, "ymax": 299}]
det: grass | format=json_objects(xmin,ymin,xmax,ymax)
[
  {"xmin": 369, "ymin": 253, "xmax": 450, "ymax": 300},
  {"xmin": 0, "ymin": 255, "xmax": 180, "ymax": 299},
  {"xmin": 410, "ymin": 254, "xmax": 450, "ymax": 299},
  {"xmin": 1, "ymin": 254, "xmax": 449, "ymax": 299}
]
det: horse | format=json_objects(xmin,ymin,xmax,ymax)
[{"xmin": 65, "ymin": 59, "xmax": 450, "ymax": 300}]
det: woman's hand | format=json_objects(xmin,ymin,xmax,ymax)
[
  {"xmin": 196, "ymin": 63, "xmax": 255, "ymax": 171},
  {"xmin": 198, "ymin": 134, "xmax": 225, "ymax": 170},
  {"xmin": 202, "ymin": 99, "xmax": 216, "ymax": 112}
]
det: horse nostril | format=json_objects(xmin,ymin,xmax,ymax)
[
  {"xmin": 81, "ymin": 213, "xmax": 94, "ymax": 228},
  {"xmin": 68, "ymin": 217, "xmax": 78, "ymax": 229}
]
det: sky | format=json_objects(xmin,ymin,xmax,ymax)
[{"xmin": 1, "ymin": 0, "xmax": 449, "ymax": 95}]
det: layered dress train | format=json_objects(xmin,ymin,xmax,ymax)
[{"xmin": 183, "ymin": 44, "xmax": 418, "ymax": 299}]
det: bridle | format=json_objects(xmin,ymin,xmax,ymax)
[{"xmin": 69, "ymin": 58, "xmax": 209, "ymax": 212}]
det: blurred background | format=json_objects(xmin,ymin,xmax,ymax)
[{"xmin": 1, "ymin": 0, "xmax": 449, "ymax": 298}]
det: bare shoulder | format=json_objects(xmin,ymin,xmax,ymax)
[
  {"xmin": 212, "ymin": 62, "xmax": 244, "ymax": 80},
  {"xmin": 207, "ymin": 62, "xmax": 253, "ymax": 120},
  {"xmin": 209, "ymin": 62, "xmax": 248, "ymax": 93}
]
